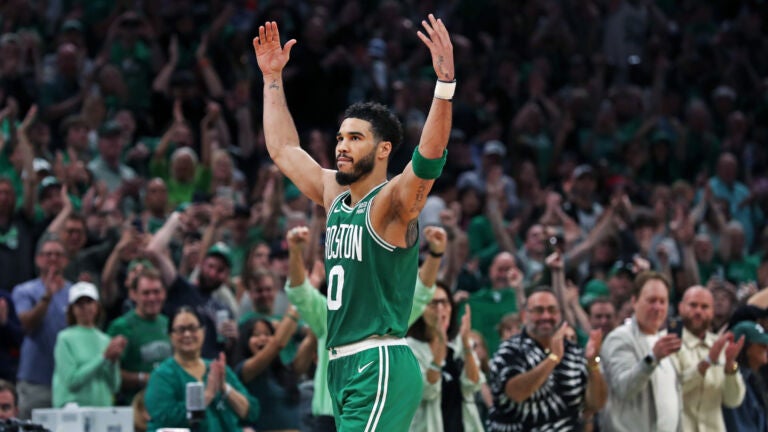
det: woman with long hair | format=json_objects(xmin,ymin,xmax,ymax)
[
  {"xmin": 237, "ymin": 306, "xmax": 316, "ymax": 432},
  {"xmin": 407, "ymin": 282, "xmax": 485, "ymax": 431}
]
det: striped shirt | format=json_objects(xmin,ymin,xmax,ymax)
[{"xmin": 487, "ymin": 328, "xmax": 587, "ymax": 432}]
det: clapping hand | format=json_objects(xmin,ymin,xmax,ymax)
[
  {"xmin": 206, "ymin": 353, "xmax": 227, "ymax": 398},
  {"xmin": 460, "ymin": 304, "xmax": 472, "ymax": 341},
  {"xmin": 585, "ymin": 329, "xmax": 603, "ymax": 363},
  {"xmin": 104, "ymin": 336, "xmax": 127, "ymax": 362},
  {"xmin": 724, "ymin": 334, "xmax": 745, "ymax": 369}
]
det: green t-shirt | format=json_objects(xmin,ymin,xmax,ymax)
[
  {"xmin": 106, "ymin": 310, "xmax": 171, "ymax": 402},
  {"xmin": 726, "ymin": 255, "xmax": 760, "ymax": 285},
  {"xmin": 467, "ymin": 214, "xmax": 509, "ymax": 274},
  {"xmin": 107, "ymin": 310, "xmax": 172, "ymax": 374},
  {"xmin": 460, "ymin": 288, "xmax": 519, "ymax": 355},
  {"xmin": 149, "ymin": 157, "xmax": 211, "ymax": 208},
  {"xmin": 108, "ymin": 40, "xmax": 153, "ymax": 111}
]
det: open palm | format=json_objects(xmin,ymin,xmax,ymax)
[{"xmin": 252, "ymin": 21, "xmax": 297, "ymax": 77}]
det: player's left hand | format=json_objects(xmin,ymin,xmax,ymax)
[{"xmin": 417, "ymin": 14, "xmax": 454, "ymax": 81}]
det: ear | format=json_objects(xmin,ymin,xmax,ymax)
[{"xmin": 377, "ymin": 141, "xmax": 392, "ymax": 160}]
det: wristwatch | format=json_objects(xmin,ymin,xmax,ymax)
[{"xmin": 643, "ymin": 353, "xmax": 657, "ymax": 368}]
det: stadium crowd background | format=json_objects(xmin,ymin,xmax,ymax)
[{"xmin": 1, "ymin": 0, "xmax": 768, "ymax": 431}]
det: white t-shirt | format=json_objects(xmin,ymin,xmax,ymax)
[{"xmin": 644, "ymin": 333, "xmax": 680, "ymax": 431}]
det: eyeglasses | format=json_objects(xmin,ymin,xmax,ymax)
[
  {"xmin": 39, "ymin": 250, "xmax": 64, "ymax": 258},
  {"xmin": 172, "ymin": 324, "xmax": 202, "ymax": 335},
  {"xmin": 428, "ymin": 299, "xmax": 450, "ymax": 308},
  {"xmin": 0, "ymin": 403, "xmax": 13, "ymax": 411},
  {"xmin": 527, "ymin": 306, "xmax": 559, "ymax": 315}
]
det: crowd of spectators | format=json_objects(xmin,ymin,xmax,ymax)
[{"xmin": 1, "ymin": 0, "xmax": 768, "ymax": 431}]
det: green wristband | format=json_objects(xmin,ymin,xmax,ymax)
[{"xmin": 411, "ymin": 147, "xmax": 447, "ymax": 180}]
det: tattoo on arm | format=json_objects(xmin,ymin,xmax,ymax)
[
  {"xmin": 436, "ymin": 56, "xmax": 449, "ymax": 80},
  {"xmin": 268, "ymin": 80, "xmax": 280, "ymax": 90},
  {"xmin": 408, "ymin": 181, "xmax": 428, "ymax": 214},
  {"xmin": 406, "ymin": 219, "xmax": 419, "ymax": 247}
]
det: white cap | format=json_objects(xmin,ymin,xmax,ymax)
[
  {"xmin": 33, "ymin": 158, "xmax": 52, "ymax": 172},
  {"xmin": 68, "ymin": 281, "xmax": 100, "ymax": 305}
]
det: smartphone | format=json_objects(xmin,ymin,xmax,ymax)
[
  {"xmin": 546, "ymin": 235, "xmax": 564, "ymax": 254},
  {"xmin": 131, "ymin": 217, "xmax": 144, "ymax": 233},
  {"xmin": 667, "ymin": 317, "xmax": 683, "ymax": 338}
]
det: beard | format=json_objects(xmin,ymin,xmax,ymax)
[
  {"xmin": 682, "ymin": 315, "xmax": 710, "ymax": 335},
  {"xmin": 335, "ymin": 148, "xmax": 376, "ymax": 186},
  {"xmin": 198, "ymin": 274, "xmax": 221, "ymax": 293}
]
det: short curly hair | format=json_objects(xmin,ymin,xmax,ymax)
[{"xmin": 343, "ymin": 102, "xmax": 404, "ymax": 154}]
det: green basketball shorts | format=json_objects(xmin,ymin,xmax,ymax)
[{"xmin": 327, "ymin": 337, "xmax": 422, "ymax": 431}]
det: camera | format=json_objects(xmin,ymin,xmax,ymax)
[{"xmin": 0, "ymin": 419, "xmax": 51, "ymax": 432}]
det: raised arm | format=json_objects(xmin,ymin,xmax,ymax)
[
  {"xmin": 409, "ymin": 226, "xmax": 446, "ymax": 325},
  {"xmin": 252, "ymin": 22, "xmax": 338, "ymax": 206},
  {"xmin": 385, "ymin": 14, "xmax": 454, "ymax": 224}
]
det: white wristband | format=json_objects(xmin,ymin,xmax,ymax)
[{"xmin": 434, "ymin": 79, "xmax": 456, "ymax": 101}]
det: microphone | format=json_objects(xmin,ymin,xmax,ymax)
[{"xmin": 185, "ymin": 382, "xmax": 205, "ymax": 431}]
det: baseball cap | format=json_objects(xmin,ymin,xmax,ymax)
[
  {"xmin": 650, "ymin": 129, "xmax": 675, "ymax": 144},
  {"xmin": 33, "ymin": 158, "xmax": 52, "ymax": 173},
  {"xmin": 68, "ymin": 281, "xmax": 100, "ymax": 305},
  {"xmin": 580, "ymin": 279, "xmax": 610, "ymax": 308},
  {"xmin": 61, "ymin": 19, "xmax": 83, "ymax": 33},
  {"xmin": 608, "ymin": 260, "xmax": 635, "ymax": 279},
  {"xmin": 731, "ymin": 321, "xmax": 768, "ymax": 345},
  {"xmin": 712, "ymin": 85, "xmax": 736, "ymax": 100},
  {"xmin": 482, "ymin": 140, "xmax": 506, "ymax": 157},
  {"xmin": 572, "ymin": 164, "xmax": 594, "ymax": 179},
  {"xmin": 38, "ymin": 176, "xmax": 62, "ymax": 198},
  {"xmin": 206, "ymin": 242, "xmax": 232, "ymax": 268},
  {"xmin": 98, "ymin": 120, "xmax": 122, "ymax": 137}
]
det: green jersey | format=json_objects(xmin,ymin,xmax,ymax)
[{"xmin": 325, "ymin": 183, "xmax": 419, "ymax": 348}]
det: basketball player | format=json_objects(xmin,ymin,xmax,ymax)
[{"xmin": 253, "ymin": 14, "xmax": 454, "ymax": 431}]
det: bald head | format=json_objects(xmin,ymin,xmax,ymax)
[
  {"xmin": 679, "ymin": 286, "xmax": 714, "ymax": 338},
  {"xmin": 489, "ymin": 252, "xmax": 517, "ymax": 289}
]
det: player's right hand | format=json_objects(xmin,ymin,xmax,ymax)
[{"xmin": 252, "ymin": 21, "xmax": 297, "ymax": 78}]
